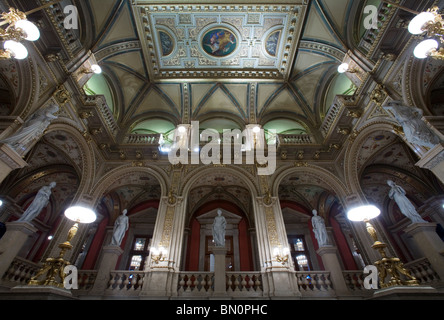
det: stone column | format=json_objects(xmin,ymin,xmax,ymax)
[
  {"xmin": 316, "ymin": 246, "xmax": 350, "ymax": 296},
  {"xmin": 0, "ymin": 144, "xmax": 28, "ymax": 184},
  {"xmin": 89, "ymin": 245, "xmax": 123, "ymax": 296},
  {"xmin": 211, "ymin": 246, "xmax": 228, "ymax": 297},
  {"xmin": 404, "ymin": 222, "xmax": 444, "ymax": 280},
  {"xmin": 140, "ymin": 195, "xmax": 182, "ymax": 298},
  {"xmin": 253, "ymin": 196, "xmax": 300, "ymax": 298},
  {"xmin": 0, "ymin": 221, "xmax": 37, "ymax": 278}
]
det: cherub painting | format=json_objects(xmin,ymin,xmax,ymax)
[{"xmin": 202, "ymin": 28, "xmax": 237, "ymax": 57}]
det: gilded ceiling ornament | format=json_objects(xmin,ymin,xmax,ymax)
[
  {"xmin": 337, "ymin": 127, "xmax": 351, "ymax": 135},
  {"xmin": 370, "ymin": 84, "xmax": 388, "ymax": 106},
  {"xmin": 53, "ymin": 85, "xmax": 71, "ymax": 105}
]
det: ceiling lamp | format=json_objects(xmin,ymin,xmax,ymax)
[
  {"xmin": 0, "ymin": 8, "xmax": 41, "ymax": 60},
  {"xmin": 407, "ymin": 6, "xmax": 444, "ymax": 60}
]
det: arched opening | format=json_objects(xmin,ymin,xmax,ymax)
[
  {"xmin": 81, "ymin": 171, "xmax": 162, "ymax": 271},
  {"xmin": 182, "ymin": 170, "xmax": 257, "ymax": 272},
  {"xmin": 358, "ymin": 130, "xmax": 444, "ymax": 262},
  {"xmin": 277, "ymin": 170, "xmax": 360, "ymax": 271}
]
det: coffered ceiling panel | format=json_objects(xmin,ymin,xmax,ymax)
[{"xmin": 132, "ymin": 2, "xmax": 307, "ymax": 81}]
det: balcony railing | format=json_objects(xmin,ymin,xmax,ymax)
[{"xmin": 1, "ymin": 257, "xmax": 442, "ymax": 299}]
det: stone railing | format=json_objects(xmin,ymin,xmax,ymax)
[
  {"xmin": 124, "ymin": 134, "xmax": 161, "ymax": 145},
  {"xmin": 358, "ymin": 1, "xmax": 395, "ymax": 56},
  {"xmin": 177, "ymin": 272, "xmax": 214, "ymax": 297},
  {"xmin": 343, "ymin": 271, "xmax": 367, "ymax": 291},
  {"xmin": 0, "ymin": 257, "xmax": 40, "ymax": 287},
  {"xmin": 321, "ymin": 96, "xmax": 343, "ymax": 138},
  {"xmin": 77, "ymin": 270, "xmax": 97, "ymax": 292},
  {"xmin": 405, "ymin": 258, "xmax": 441, "ymax": 285},
  {"xmin": 226, "ymin": 272, "xmax": 263, "ymax": 297},
  {"xmin": 278, "ymin": 134, "xmax": 313, "ymax": 145},
  {"xmin": 295, "ymin": 271, "xmax": 334, "ymax": 297},
  {"xmin": 105, "ymin": 271, "xmax": 145, "ymax": 296}
]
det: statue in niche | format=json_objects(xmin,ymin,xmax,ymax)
[
  {"xmin": 110, "ymin": 209, "xmax": 129, "ymax": 246},
  {"xmin": 18, "ymin": 182, "xmax": 56, "ymax": 223},
  {"xmin": 0, "ymin": 103, "xmax": 59, "ymax": 154},
  {"xmin": 387, "ymin": 180, "xmax": 428, "ymax": 224},
  {"xmin": 212, "ymin": 209, "xmax": 226, "ymax": 247},
  {"xmin": 383, "ymin": 101, "xmax": 441, "ymax": 149},
  {"xmin": 311, "ymin": 209, "xmax": 329, "ymax": 247}
]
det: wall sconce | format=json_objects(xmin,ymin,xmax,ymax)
[
  {"xmin": 337, "ymin": 63, "xmax": 357, "ymax": 74},
  {"xmin": 151, "ymin": 246, "xmax": 168, "ymax": 264},
  {"xmin": 273, "ymin": 246, "xmax": 290, "ymax": 265},
  {"xmin": 79, "ymin": 64, "xmax": 102, "ymax": 75}
]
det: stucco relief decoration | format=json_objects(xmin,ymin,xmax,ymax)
[{"xmin": 135, "ymin": 4, "xmax": 302, "ymax": 79}]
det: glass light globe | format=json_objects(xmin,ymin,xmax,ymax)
[
  {"xmin": 252, "ymin": 126, "xmax": 261, "ymax": 133},
  {"xmin": 4, "ymin": 40, "xmax": 28, "ymax": 59},
  {"xmin": 408, "ymin": 12, "xmax": 435, "ymax": 35},
  {"xmin": 337, "ymin": 63, "xmax": 350, "ymax": 74},
  {"xmin": 414, "ymin": 39, "xmax": 439, "ymax": 59},
  {"xmin": 15, "ymin": 20, "xmax": 40, "ymax": 41},
  {"xmin": 65, "ymin": 206, "xmax": 97, "ymax": 224},
  {"xmin": 347, "ymin": 205, "xmax": 381, "ymax": 222},
  {"xmin": 91, "ymin": 64, "xmax": 102, "ymax": 74}
]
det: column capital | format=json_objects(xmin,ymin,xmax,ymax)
[
  {"xmin": 416, "ymin": 143, "xmax": 444, "ymax": 170},
  {"xmin": 102, "ymin": 245, "xmax": 124, "ymax": 256},
  {"xmin": 404, "ymin": 222, "xmax": 437, "ymax": 236},
  {"xmin": 316, "ymin": 245, "xmax": 338, "ymax": 256},
  {"xmin": 0, "ymin": 143, "xmax": 28, "ymax": 170},
  {"xmin": 5, "ymin": 221, "xmax": 38, "ymax": 235}
]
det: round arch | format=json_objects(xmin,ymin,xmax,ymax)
[
  {"xmin": 271, "ymin": 164, "xmax": 350, "ymax": 205},
  {"xmin": 90, "ymin": 164, "xmax": 168, "ymax": 208},
  {"xmin": 343, "ymin": 121, "xmax": 401, "ymax": 196},
  {"xmin": 180, "ymin": 165, "xmax": 260, "ymax": 200},
  {"xmin": 46, "ymin": 120, "xmax": 96, "ymax": 201}
]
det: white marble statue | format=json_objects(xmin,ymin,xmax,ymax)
[
  {"xmin": 312, "ymin": 209, "xmax": 329, "ymax": 247},
  {"xmin": 383, "ymin": 101, "xmax": 440, "ymax": 148},
  {"xmin": 18, "ymin": 182, "xmax": 56, "ymax": 222},
  {"xmin": 387, "ymin": 180, "xmax": 428, "ymax": 224},
  {"xmin": 0, "ymin": 103, "xmax": 59, "ymax": 153},
  {"xmin": 110, "ymin": 209, "xmax": 129, "ymax": 246},
  {"xmin": 212, "ymin": 209, "xmax": 227, "ymax": 247}
]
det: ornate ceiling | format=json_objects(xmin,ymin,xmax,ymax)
[{"xmin": 80, "ymin": 0, "xmax": 357, "ymax": 143}]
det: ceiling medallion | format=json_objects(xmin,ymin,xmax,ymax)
[{"xmin": 201, "ymin": 28, "xmax": 237, "ymax": 58}]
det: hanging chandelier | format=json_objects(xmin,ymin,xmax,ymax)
[
  {"xmin": 407, "ymin": 6, "xmax": 444, "ymax": 60},
  {"xmin": 0, "ymin": 1, "xmax": 63, "ymax": 60},
  {"xmin": 0, "ymin": 7, "xmax": 40, "ymax": 60}
]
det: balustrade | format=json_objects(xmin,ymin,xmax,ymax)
[
  {"xmin": 177, "ymin": 272, "xmax": 214, "ymax": 296},
  {"xmin": 107, "ymin": 271, "xmax": 144, "ymax": 295},
  {"xmin": 226, "ymin": 272, "xmax": 263, "ymax": 296},
  {"xmin": 405, "ymin": 258, "xmax": 440, "ymax": 285},
  {"xmin": 295, "ymin": 271, "xmax": 334, "ymax": 296},
  {"xmin": 1, "ymin": 257, "xmax": 39, "ymax": 286}
]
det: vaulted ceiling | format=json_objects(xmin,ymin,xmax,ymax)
[{"xmin": 78, "ymin": 0, "xmax": 360, "ymax": 141}]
